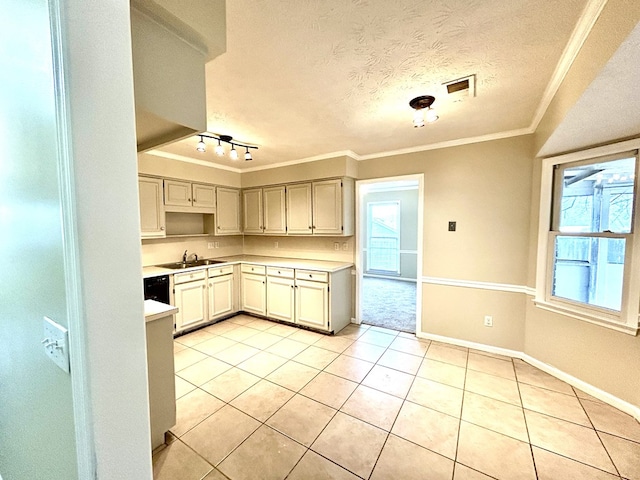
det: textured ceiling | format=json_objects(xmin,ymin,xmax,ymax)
[{"xmin": 155, "ymin": 0, "xmax": 589, "ymax": 169}]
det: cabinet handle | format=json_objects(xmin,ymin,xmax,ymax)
[
  {"xmin": 160, "ymin": 226, "xmax": 165, "ymax": 230},
  {"xmin": 308, "ymin": 226, "xmax": 312, "ymax": 229},
  {"xmin": 193, "ymin": 198, "xmax": 197, "ymax": 202},
  {"xmin": 309, "ymin": 274, "xmax": 313, "ymax": 278},
  {"xmin": 188, "ymin": 198, "xmax": 192, "ymax": 202}
]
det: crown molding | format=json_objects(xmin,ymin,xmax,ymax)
[
  {"xmin": 356, "ymin": 127, "xmax": 534, "ymax": 161},
  {"xmin": 529, "ymin": 0, "xmax": 608, "ymax": 131}
]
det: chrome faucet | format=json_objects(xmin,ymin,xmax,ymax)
[{"xmin": 182, "ymin": 250, "xmax": 198, "ymax": 263}]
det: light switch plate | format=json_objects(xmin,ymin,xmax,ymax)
[{"xmin": 43, "ymin": 316, "xmax": 70, "ymax": 373}]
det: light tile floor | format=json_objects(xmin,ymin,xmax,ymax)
[{"xmin": 153, "ymin": 315, "xmax": 640, "ymax": 480}]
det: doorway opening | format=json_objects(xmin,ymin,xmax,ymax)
[{"xmin": 356, "ymin": 175, "xmax": 423, "ymax": 334}]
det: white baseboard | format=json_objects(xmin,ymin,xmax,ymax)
[{"xmin": 417, "ymin": 331, "xmax": 640, "ymax": 422}]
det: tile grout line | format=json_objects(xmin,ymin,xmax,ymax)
[{"xmin": 451, "ymin": 344, "xmax": 470, "ymax": 480}]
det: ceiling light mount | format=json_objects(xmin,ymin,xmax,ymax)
[
  {"xmin": 409, "ymin": 95, "xmax": 439, "ymax": 128},
  {"xmin": 194, "ymin": 133, "xmax": 258, "ymax": 161}
]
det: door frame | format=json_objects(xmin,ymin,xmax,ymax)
[
  {"xmin": 355, "ymin": 174, "xmax": 424, "ymax": 334},
  {"xmin": 49, "ymin": 1, "xmax": 94, "ymax": 476}
]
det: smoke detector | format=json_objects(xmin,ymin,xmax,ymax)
[{"xmin": 443, "ymin": 75, "xmax": 476, "ymax": 102}]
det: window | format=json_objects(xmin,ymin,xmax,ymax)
[
  {"xmin": 366, "ymin": 201, "xmax": 400, "ymax": 275},
  {"xmin": 536, "ymin": 143, "xmax": 640, "ymax": 335}
]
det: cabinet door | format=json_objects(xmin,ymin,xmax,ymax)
[
  {"xmin": 241, "ymin": 273, "xmax": 266, "ymax": 315},
  {"xmin": 266, "ymin": 276, "xmax": 294, "ymax": 322},
  {"xmin": 164, "ymin": 179, "xmax": 192, "ymax": 207},
  {"xmin": 216, "ymin": 187, "xmax": 242, "ymax": 235},
  {"xmin": 263, "ymin": 186, "xmax": 287, "ymax": 235},
  {"xmin": 138, "ymin": 177, "xmax": 165, "ymax": 238},
  {"xmin": 192, "ymin": 183, "xmax": 216, "ymax": 209},
  {"xmin": 209, "ymin": 274, "xmax": 233, "ymax": 320},
  {"xmin": 295, "ymin": 279, "xmax": 329, "ymax": 330},
  {"xmin": 286, "ymin": 183, "xmax": 312, "ymax": 235},
  {"xmin": 312, "ymin": 179, "xmax": 342, "ymax": 235},
  {"xmin": 174, "ymin": 280, "xmax": 207, "ymax": 332},
  {"xmin": 242, "ymin": 188, "xmax": 263, "ymax": 234}
]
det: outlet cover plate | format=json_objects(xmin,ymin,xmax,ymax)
[{"xmin": 43, "ymin": 316, "xmax": 70, "ymax": 373}]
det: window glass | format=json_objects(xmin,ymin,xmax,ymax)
[
  {"xmin": 552, "ymin": 236, "xmax": 625, "ymax": 311},
  {"xmin": 555, "ymin": 157, "xmax": 635, "ymax": 233}
]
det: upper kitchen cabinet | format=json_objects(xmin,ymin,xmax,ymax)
[
  {"xmin": 242, "ymin": 188, "xmax": 263, "ymax": 234},
  {"xmin": 216, "ymin": 187, "xmax": 242, "ymax": 235},
  {"xmin": 286, "ymin": 183, "xmax": 313, "ymax": 235},
  {"xmin": 263, "ymin": 186, "xmax": 287, "ymax": 235},
  {"xmin": 288, "ymin": 178, "xmax": 354, "ymax": 236},
  {"xmin": 138, "ymin": 176, "xmax": 165, "ymax": 238},
  {"xmin": 131, "ymin": 0, "xmax": 226, "ymax": 151},
  {"xmin": 243, "ymin": 186, "xmax": 287, "ymax": 235},
  {"xmin": 164, "ymin": 180, "xmax": 216, "ymax": 213}
]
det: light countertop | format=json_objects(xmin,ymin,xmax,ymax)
[
  {"xmin": 144, "ymin": 299, "xmax": 179, "ymax": 323},
  {"xmin": 143, "ymin": 255, "xmax": 353, "ymax": 278}
]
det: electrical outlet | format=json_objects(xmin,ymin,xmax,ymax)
[
  {"xmin": 334, "ymin": 242, "xmax": 340, "ymax": 251},
  {"xmin": 448, "ymin": 221, "xmax": 457, "ymax": 232},
  {"xmin": 274, "ymin": 241, "xmax": 279, "ymax": 248},
  {"xmin": 342, "ymin": 242, "xmax": 348, "ymax": 251},
  {"xmin": 484, "ymin": 315, "xmax": 493, "ymax": 327},
  {"xmin": 207, "ymin": 242, "xmax": 215, "ymax": 249}
]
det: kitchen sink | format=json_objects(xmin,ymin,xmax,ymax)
[{"xmin": 158, "ymin": 259, "xmax": 226, "ymax": 269}]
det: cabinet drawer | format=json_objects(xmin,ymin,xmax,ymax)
[
  {"xmin": 267, "ymin": 267, "xmax": 294, "ymax": 278},
  {"xmin": 295, "ymin": 269, "xmax": 328, "ymax": 283},
  {"xmin": 173, "ymin": 269, "xmax": 207, "ymax": 285},
  {"xmin": 208, "ymin": 265, "xmax": 234, "ymax": 277},
  {"xmin": 241, "ymin": 263, "xmax": 266, "ymax": 275}
]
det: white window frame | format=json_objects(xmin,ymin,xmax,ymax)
[{"xmin": 535, "ymin": 139, "xmax": 640, "ymax": 336}]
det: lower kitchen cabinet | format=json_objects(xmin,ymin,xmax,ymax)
[
  {"xmin": 295, "ymin": 278, "xmax": 329, "ymax": 330},
  {"xmin": 266, "ymin": 268, "xmax": 295, "ymax": 322},
  {"xmin": 241, "ymin": 265, "xmax": 266, "ymax": 316},
  {"xmin": 174, "ymin": 270, "xmax": 208, "ymax": 332},
  {"xmin": 208, "ymin": 266, "xmax": 234, "ymax": 320},
  {"xmin": 263, "ymin": 265, "xmax": 351, "ymax": 333}
]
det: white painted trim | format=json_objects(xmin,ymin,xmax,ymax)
[
  {"xmin": 146, "ymin": 150, "xmax": 243, "ymax": 173},
  {"xmin": 356, "ymin": 128, "xmax": 533, "ymax": 161},
  {"xmin": 530, "ymin": 0, "xmax": 608, "ymax": 131},
  {"xmin": 533, "ymin": 299, "xmax": 638, "ymax": 336},
  {"xmin": 422, "ymin": 276, "xmax": 533, "ymax": 296},
  {"xmin": 417, "ymin": 332, "xmax": 523, "ymax": 358},
  {"xmin": 363, "ymin": 274, "xmax": 417, "ymax": 283},
  {"xmin": 416, "ymin": 332, "xmax": 640, "ymax": 422},
  {"xmin": 521, "ymin": 354, "xmax": 640, "ymax": 422},
  {"xmin": 49, "ymin": 1, "xmax": 95, "ymax": 477}
]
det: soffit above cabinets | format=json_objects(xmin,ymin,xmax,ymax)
[{"xmin": 153, "ymin": 0, "xmax": 595, "ymax": 168}]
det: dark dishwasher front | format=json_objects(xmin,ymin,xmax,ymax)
[{"xmin": 144, "ymin": 275, "xmax": 170, "ymax": 304}]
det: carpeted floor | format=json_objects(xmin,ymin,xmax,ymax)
[{"xmin": 361, "ymin": 276, "xmax": 416, "ymax": 333}]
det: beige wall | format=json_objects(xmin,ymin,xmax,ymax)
[
  {"xmin": 524, "ymin": 0, "xmax": 640, "ymax": 408},
  {"xmin": 525, "ymin": 303, "xmax": 640, "ymax": 407},
  {"xmin": 138, "ymin": 152, "xmax": 241, "ymax": 187},
  {"xmin": 360, "ymin": 136, "xmax": 534, "ymax": 286},
  {"xmin": 243, "ymin": 235, "xmax": 354, "ymax": 263},
  {"xmin": 141, "ymin": 236, "xmax": 243, "ymax": 267},
  {"xmin": 424, "ymin": 284, "xmax": 527, "ymax": 351}
]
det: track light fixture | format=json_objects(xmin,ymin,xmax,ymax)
[
  {"xmin": 409, "ymin": 95, "xmax": 439, "ymax": 128},
  {"xmin": 196, "ymin": 135, "xmax": 206, "ymax": 152},
  {"xmin": 195, "ymin": 133, "xmax": 258, "ymax": 161}
]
